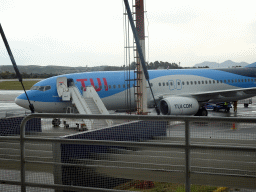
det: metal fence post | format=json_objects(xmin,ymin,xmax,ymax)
[
  {"xmin": 185, "ymin": 120, "xmax": 190, "ymax": 192},
  {"xmin": 53, "ymin": 138, "xmax": 63, "ymax": 192}
]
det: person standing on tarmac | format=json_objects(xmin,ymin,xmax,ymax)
[{"xmin": 233, "ymin": 101, "xmax": 238, "ymax": 112}]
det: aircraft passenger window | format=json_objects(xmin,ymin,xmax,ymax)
[
  {"xmin": 163, "ymin": 82, "xmax": 165, "ymax": 86},
  {"xmin": 216, "ymin": 80, "xmax": 219, "ymax": 83},
  {"xmin": 244, "ymin": 79, "xmax": 247, "ymax": 82},
  {"xmin": 171, "ymin": 82, "xmax": 173, "ymax": 86},
  {"xmin": 194, "ymin": 81, "xmax": 197, "ymax": 85},
  {"xmin": 104, "ymin": 85, "xmax": 107, "ymax": 89},
  {"xmin": 190, "ymin": 81, "xmax": 193, "ymax": 85},
  {"xmin": 198, "ymin": 81, "xmax": 200, "ymax": 84},
  {"xmin": 241, "ymin": 79, "xmax": 243, "ymax": 82},
  {"xmin": 202, "ymin": 81, "xmax": 204, "ymax": 84},
  {"xmin": 238, "ymin": 79, "xmax": 240, "ymax": 82},
  {"xmin": 249, "ymin": 79, "xmax": 251, "ymax": 82},
  {"xmin": 224, "ymin": 80, "xmax": 226, "ymax": 83},
  {"xmin": 220, "ymin": 80, "xmax": 222, "ymax": 83},
  {"xmin": 228, "ymin": 80, "xmax": 230, "ymax": 83},
  {"xmin": 113, "ymin": 85, "xmax": 116, "ymax": 89},
  {"xmin": 209, "ymin": 80, "xmax": 211, "ymax": 84},
  {"xmin": 205, "ymin": 81, "xmax": 208, "ymax": 84},
  {"xmin": 182, "ymin": 82, "xmax": 184, "ymax": 85},
  {"xmin": 159, "ymin": 83, "xmax": 161, "ymax": 86},
  {"xmin": 187, "ymin": 81, "xmax": 189, "ymax": 85},
  {"xmin": 109, "ymin": 85, "xmax": 111, "ymax": 89},
  {"xmin": 178, "ymin": 82, "xmax": 180, "ymax": 85},
  {"xmin": 123, "ymin": 84, "xmax": 125, "ymax": 88},
  {"xmin": 95, "ymin": 86, "xmax": 98, "ymax": 89},
  {"xmin": 166, "ymin": 82, "xmax": 169, "ymax": 86},
  {"xmin": 118, "ymin": 85, "xmax": 121, "ymax": 88},
  {"xmin": 231, "ymin": 80, "xmax": 234, "ymax": 83},
  {"xmin": 235, "ymin": 79, "xmax": 237, "ymax": 83},
  {"xmin": 45, "ymin": 86, "xmax": 51, "ymax": 91},
  {"xmin": 213, "ymin": 80, "xmax": 215, "ymax": 84},
  {"xmin": 254, "ymin": 79, "xmax": 256, "ymax": 82}
]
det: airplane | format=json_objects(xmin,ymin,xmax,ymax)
[{"xmin": 15, "ymin": 66, "xmax": 256, "ymax": 116}]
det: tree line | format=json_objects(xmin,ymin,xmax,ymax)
[{"xmin": 0, "ymin": 61, "xmax": 182, "ymax": 79}]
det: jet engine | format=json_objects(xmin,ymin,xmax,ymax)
[{"xmin": 160, "ymin": 96, "xmax": 199, "ymax": 115}]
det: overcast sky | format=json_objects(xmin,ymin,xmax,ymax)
[{"xmin": 0, "ymin": 0, "xmax": 255, "ymax": 68}]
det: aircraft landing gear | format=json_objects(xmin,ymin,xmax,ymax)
[
  {"xmin": 195, "ymin": 107, "xmax": 208, "ymax": 116},
  {"xmin": 52, "ymin": 118, "xmax": 61, "ymax": 127}
]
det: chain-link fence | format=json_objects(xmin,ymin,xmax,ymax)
[{"xmin": 0, "ymin": 114, "xmax": 255, "ymax": 191}]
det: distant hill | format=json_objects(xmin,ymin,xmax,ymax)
[
  {"xmin": 194, "ymin": 60, "xmax": 249, "ymax": 68},
  {"xmin": 245, "ymin": 62, "xmax": 256, "ymax": 68}
]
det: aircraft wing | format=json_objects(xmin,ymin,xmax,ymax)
[{"xmin": 154, "ymin": 87, "xmax": 256, "ymax": 103}]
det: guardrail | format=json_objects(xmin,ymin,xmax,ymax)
[{"xmin": 0, "ymin": 114, "xmax": 255, "ymax": 192}]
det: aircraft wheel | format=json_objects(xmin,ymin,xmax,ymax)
[{"xmin": 52, "ymin": 118, "xmax": 61, "ymax": 127}]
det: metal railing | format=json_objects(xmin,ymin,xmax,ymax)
[{"xmin": 0, "ymin": 113, "xmax": 256, "ymax": 192}]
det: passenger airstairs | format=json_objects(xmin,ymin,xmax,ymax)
[{"xmin": 56, "ymin": 77, "xmax": 112, "ymax": 130}]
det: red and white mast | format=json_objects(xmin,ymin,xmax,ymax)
[{"xmin": 135, "ymin": 0, "xmax": 148, "ymax": 115}]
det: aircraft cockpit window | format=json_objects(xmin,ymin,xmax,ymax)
[
  {"xmin": 30, "ymin": 85, "xmax": 51, "ymax": 91},
  {"xmin": 45, "ymin": 86, "xmax": 51, "ymax": 91}
]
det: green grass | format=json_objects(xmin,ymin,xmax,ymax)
[
  {"xmin": 0, "ymin": 80, "xmax": 40, "ymax": 90},
  {"xmin": 114, "ymin": 181, "xmax": 219, "ymax": 192}
]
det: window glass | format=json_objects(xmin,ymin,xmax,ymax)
[
  {"xmin": 241, "ymin": 79, "xmax": 243, "ymax": 82},
  {"xmin": 238, "ymin": 79, "xmax": 240, "ymax": 82},
  {"xmin": 109, "ymin": 85, "xmax": 111, "ymax": 89},
  {"xmin": 202, "ymin": 81, "xmax": 204, "ymax": 84},
  {"xmin": 45, "ymin": 86, "xmax": 51, "ymax": 91},
  {"xmin": 38, "ymin": 86, "xmax": 44, "ymax": 91},
  {"xmin": 228, "ymin": 80, "xmax": 230, "ymax": 83},
  {"xmin": 123, "ymin": 84, "xmax": 125, "ymax": 88},
  {"xmin": 235, "ymin": 79, "xmax": 237, "ymax": 83},
  {"xmin": 187, "ymin": 81, "xmax": 189, "ymax": 85},
  {"xmin": 224, "ymin": 80, "xmax": 226, "ymax": 83},
  {"xmin": 220, "ymin": 80, "xmax": 222, "ymax": 83},
  {"xmin": 182, "ymin": 82, "xmax": 184, "ymax": 85},
  {"xmin": 178, "ymin": 82, "xmax": 180, "ymax": 85},
  {"xmin": 118, "ymin": 85, "xmax": 121, "ymax": 88},
  {"xmin": 198, "ymin": 81, "xmax": 200, "ymax": 84},
  {"xmin": 163, "ymin": 82, "xmax": 165, "ymax": 86},
  {"xmin": 190, "ymin": 81, "xmax": 193, "ymax": 85},
  {"xmin": 166, "ymin": 82, "xmax": 169, "ymax": 86},
  {"xmin": 159, "ymin": 83, "xmax": 161, "ymax": 86},
  {"xmin": 217, "ymin": 80, "xmax": 219, "ymax": 83},
  {"xmin": 194, "ymin": 81, "xmax": 197, "ymax": 85},
  {"xmin": 209, "ymin": 80, "xmax": 211, "ymax": 84},
  {"xmin": 205, "ymin": 81, "xmax": 208, "ymax": 84},
  {"xmin": 213, "ymin": 80, "xmax": 215, "ymax": 84},
  {"xmin": 244, "ymin": 79, "xmax": 247, "ymax": 82}
]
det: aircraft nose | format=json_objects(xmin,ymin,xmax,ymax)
[{"xmin": 15, "ymin": 93, "xmax": 30, "ymax": 110}]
